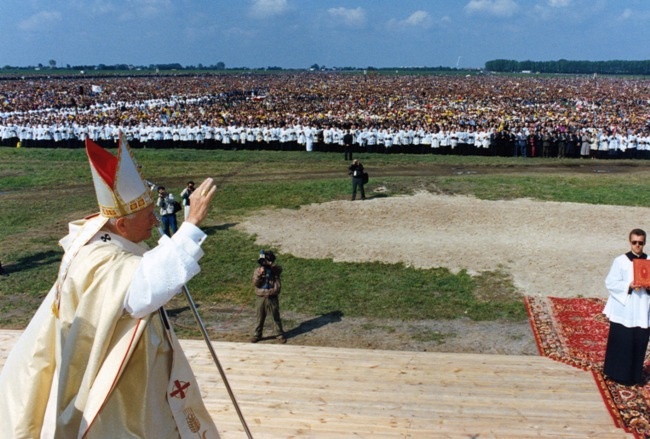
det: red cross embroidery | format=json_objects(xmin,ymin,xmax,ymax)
[{"xmin": 170, "ymin": 380, "xmax": 190, "ymax": 399}]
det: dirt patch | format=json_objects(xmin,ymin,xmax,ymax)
[
  {"xmin": 170, "ymin": 304, "xmax": 538, "ymax": 356},
  {"xmin": 236, "ymin": 192, "xmax": 644, "ymax": 299}
]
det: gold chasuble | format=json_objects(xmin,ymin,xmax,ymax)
[{"xmin": 0, "ymin": 218, "xmax": 219, "ymax": 438}]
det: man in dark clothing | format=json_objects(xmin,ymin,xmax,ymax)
[
  {"xmin": 343, "ymin": 129, "xmax": 354, "ymax": 161},
  {"xmin": 603, "ymin": 229, "xmax": 650, "ymax": 386},
  {"xmin": 180, "ymin": 180, "xmax": 195, "ymax": 221},
  {"xmin": 348, "ymin": 159, "xmax": 366, "ymax": 201}
]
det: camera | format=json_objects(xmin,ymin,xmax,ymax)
[{"xmin": 257, "ymin": 249, "xmax": 276, "ymax": 266}]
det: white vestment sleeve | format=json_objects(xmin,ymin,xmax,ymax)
[
  {"xmin": 604, "ymin": 254, "xmax": 650, "ymax": 327},
  {"xmin": 605, "ymin": 255, "xmax": 631, "ymax": 306},
  {"xmin": 124, "ymin": 222, "xmax": 207, "ymax": 318}
]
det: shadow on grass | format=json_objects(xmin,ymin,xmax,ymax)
[
  {"xmin": 202, "ymin": 223, "xmax": 238, "ymax": 236},
  {"xmin": 3, "ymin": 250, "xmax": 61, "ymax": 274},
  {"xmin": 167, "ymin": 306, "xmax": 191, "ymax": 317},
  {"xmin": 284, "ymin": 310, "xmax": 344, "ymax": 340}
]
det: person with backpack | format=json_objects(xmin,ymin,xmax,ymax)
[{"xmin": 348, "ymin": 159, "xmax": 366, "ymax": 201}]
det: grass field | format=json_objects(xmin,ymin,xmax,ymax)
[{"xmin": 2, "ymin": 146, "xmax": 650, "ymax": 331}]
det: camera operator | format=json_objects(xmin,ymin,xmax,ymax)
[
  {"xmin": 156, "ymin": 185, "xmax": 178, "ymax": 236},
  {"xmin": 251, "ymin": 250, "xmax": 286, "ymax": 343},
  {"xmin": 180, "ymin": 180, "xmax": 195, "ymax": 221},
  {"xmin": 348, "ymin": 159, "xmax": 366, "ymax": 201}
]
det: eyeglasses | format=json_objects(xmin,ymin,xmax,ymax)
[{"xmin": 632, "ymin": 240, "xmax": 646, "ymax": 246}]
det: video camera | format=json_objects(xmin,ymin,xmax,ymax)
[{"xmin": 257, "ymin": 249, "xmax": 276, "ymax": 266}]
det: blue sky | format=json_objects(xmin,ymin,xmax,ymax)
[{"xmin": 2, "ymin": 0, "xmax": 650, "ymax": 69}]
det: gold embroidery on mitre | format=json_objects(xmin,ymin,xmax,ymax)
[
  {"xmin": 99, "ymin": 206, "xmax": 119, "ymax": 218},
  {"xmin": 127, "ymin": 194, "xmax": 151, "ymax": 213},
  {"xmin": 98, "ymin": 194, "xmax": 151, "ymax": 218}
]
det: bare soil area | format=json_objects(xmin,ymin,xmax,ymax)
[{"xmin": 172, "ymin": 189, "xmax": 650, "ymax": 356}]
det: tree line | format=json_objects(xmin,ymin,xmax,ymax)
[
  {"xmin": 485, "ymin": 59, "xmax": 650, "ymax": 75},
  {"xmin": 7, "ymin": 59, "xmax": 650, "ymax": 75}
]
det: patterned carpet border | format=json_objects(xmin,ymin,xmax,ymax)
[{"xmin": 525, "ymin": 296, "xmax": 650, "ymax": 439}]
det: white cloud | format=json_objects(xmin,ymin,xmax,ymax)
[
  {"xmin": 69, "ymin": 0, "xmax": 116, "ymax": 16},
  {"xmin": 619, "ymin": 8, "xmax": 634, "ymax": 20},
  {"xmin": 134, "ymin": 0, "xmax": 171, "ymax": 16},
  {"xmin": 387, "ymin": 10, "xmax": 434, "ymax": 30},
  {"xmin": 404, "ymin": 10, "xmax": 432, "ymax": 27},
  {"xmin": 531, "ymin": 0, "xmax": 597, "ymax": 21},
  {"xmin": 327, "ymin": 7, "xmax": 366, "ymax": 27},
  {"xmin": 18, "ymin": 11, "xmax": 63, "ymax": 31},
  {"xmin": 249, "ymin": 0, "xmax": 289, "ymax": 19},
  {"xmin": 118, "ymin": 0, "xmax": 171, "ymax": 20},
  {"xmin": 465, "ymin": 0, "xmax": 519, "ymax": 17},
  {"xmin": 616, "ymin": 8, "xmax": 650, "ymax": 22}
]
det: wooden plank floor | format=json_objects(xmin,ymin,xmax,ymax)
[{"xmin": 0, "ymin": 329, "xmax": 631, "ymax": 438}]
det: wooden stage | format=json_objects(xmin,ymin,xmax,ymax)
[{"xmin": 0, "ymin": 329, "xmax": 631, "ymax": 438}]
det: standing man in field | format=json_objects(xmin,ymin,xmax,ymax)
[
  {"xmin": 0, "ymin": 134, "xmax": 220, "ymax": 438},
  {"xmin": 603, "ymin": 228, "xmax": 650, "ymax": 386},
  {"xmin": 348, "ymin": 159, "xmax": 366, "ymax": 201},
  {"xmin": 343, "ymin": 128, "xmax": 354, "ymax": 161},
  {"xmin": 180, "ymin": 180, "xmax": 196, "ymax": 221}
]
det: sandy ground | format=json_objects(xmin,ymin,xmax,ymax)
[
  {"xmin": 203, "ymin": 192, "xmax": 649, "ymax": 355},
  {"xmin": 237, "ymin": 191, "xmax": 648, "ymax": 299}
]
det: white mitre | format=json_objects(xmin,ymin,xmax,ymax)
[{"xmin": 85, "ymin": 133, "xmax": 153, "ymax": 218}]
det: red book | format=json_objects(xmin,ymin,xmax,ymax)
[{"xmin": 633, "ymin": 258, "xmax": 650, "ymax": 287}]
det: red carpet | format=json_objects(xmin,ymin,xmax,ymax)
[{"xmin": 525, "ymin": 296, "xmax": 650, "ymax": 438}]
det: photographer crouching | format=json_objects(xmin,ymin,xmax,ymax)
[{"xmin": 251, "ymin": 250, "xmax": 286, "ymax": 343}]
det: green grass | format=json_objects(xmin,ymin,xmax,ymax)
[
  {"xmin": 2, "ymin": 147, "xmax": 649, "ymax": 328},
  {"xmin": 430, "ymin": 173, "xmax": 650, "ymax": 205}
]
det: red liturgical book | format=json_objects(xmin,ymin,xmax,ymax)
[{"xmin": 633, "ymin": 258, "xmax": 650, "ymax": 287}]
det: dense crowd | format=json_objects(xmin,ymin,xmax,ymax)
[{"xmin": 1, "ymin": 72, "xmax": 650, "ymax": 158}]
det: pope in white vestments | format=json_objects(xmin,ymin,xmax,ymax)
[{"xmin": 0, "ymin": 135, "xmax": 220, "ymax": 438}]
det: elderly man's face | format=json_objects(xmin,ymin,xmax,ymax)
[{"xmin": 122, "ymin": 204, "xmax": 158, "ymax": 243}]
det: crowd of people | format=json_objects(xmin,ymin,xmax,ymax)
[{"xmin": 1, "ymin": 72, "xmax": 650, "ymax": 158}]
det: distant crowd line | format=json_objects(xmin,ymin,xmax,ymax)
[
  {"xmin": 1, "ymin": 122, "xmax": 649, "ymax": 159},
  {"xmin": 1, "ymin": 72, "xmax": 650, "ymax": 159}
]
